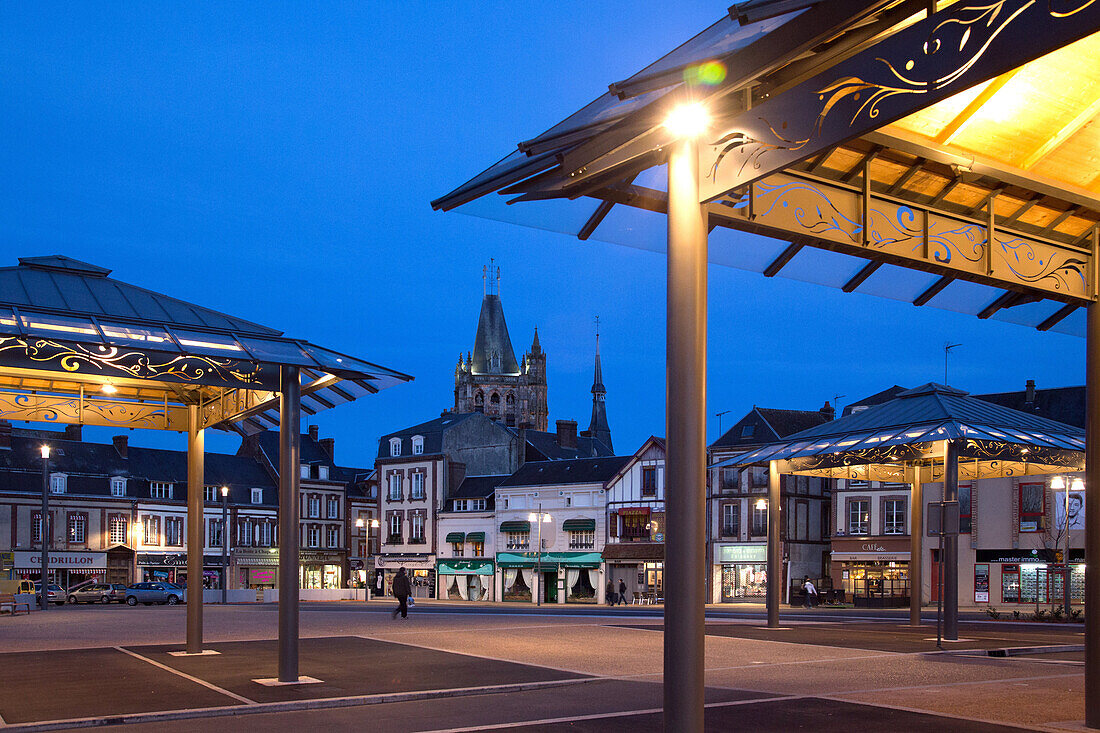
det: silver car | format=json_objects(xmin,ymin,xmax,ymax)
[
  {"xmin": 124, "ymin": 582, "xmax": 183, "ymax": 606},
  {"xmin": 68, "ymin": 583, "xmax": 128, "ymax": 604}
]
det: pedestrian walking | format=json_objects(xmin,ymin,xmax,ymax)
[
  {"xmin": 802, "ymin": 577, "xmax": 818, "ymax": 609},
  {"xmin": 391, "ymin": 567, "xmax": 412, "ymax": 620},
  {"xmin": 617, "ymin": 579, "xmax": 628, "ymax": 606},
  {"xmin": 606, "ymin": 580, "xmax": 616, "ymax": 607}
]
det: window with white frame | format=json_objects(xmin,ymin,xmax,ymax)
[
  {"xmin": 327, "ymin": 526, "xmax": 339, "ymax": 548},
  {"xmin": 203, "ymin": 485, "xmax": 218, "ymax": 502},
  {"xmin": 412, "ymin": 435, "xmax": 424, "ymax": 455},
  {"xmin": 165, "ymin": 517, "xmax": 183, "ymax": 546},
  {"xmin": 68, "ymin": 513, "xmax": 86, "ymax": 544},
  {"xmin": 300, "ymin": 464, "xmax": 310, "ymax": 479},
  {"xmin": 50, "ymin": 474, "xmax": 66, "ymax": 494},
  {"xmin": 388, "ymin": 513, "xmax": 401, "ymax": 541},
  {"xmin": 411, "ymin": 472, "xmax": 425, "ymax": 500},
  {"xmin": 318, "ymin": 465, "xmax": 329, "ymax": 480},
  {"xmin": 208, "ymin": 519, "xmax": 223, "ymax": 547},
  {"xmin": 848, "ymin": 499, "xmax": 870, "ymax": 535},
  {"xmin": 569, "ymin": 530, "xmax": 595, "ymax": 549},
  {"xmin": 307, "ymin": 526, "xmax": 320, "ymax": 547},
  {"xmin": 150, "ymin": 482, "xmax": 172, "ymax": 499},
  {"xmin": 453, "ymin": 499, "xmax": 487, "ymax": 512},
  {"xmin": 32, "ymin": 512, "xmax": 48, "ymax": 544},
  {"xmin": 388, "ymin": 473, "xmax": 401, "ymax": 501},
  {"xmin": 722, "ymin": 503, "xmax": 740, "ymax": 537},
  {"xmin": 327, "ymin": 496, "xmax": 339, "ymax": 519},
  {"xmin": 884, "ymin": 499, "xmax": 906, "ymax": 535},
  {"xmin": 251, "ymin": 487, "xmax": 263, "ymax": 504},
  {"xmin": 410, "ymin": 513, "xmax": 424, "ymax": 542},
  {"xmin": 259, "ymin": 522, "xmax": 272, "ymax": 547},
  {"xmin": 109, "ymin": 515, "xmax": 128, "ymax": 545},
  {"xmin": 506, "ymin": 531, "xmax": 529, "ymax": 550},
  {"xmin": 143, "ymin": 515, "xmax": 160, "ymax": 545},
  {"xmin": 308, "ymin": 496, "xmax": 321, "ymax": 518},
  {"xmin": 110, "ymin": 477, "xmax": 126, "ymax": 497},
  {"xmin": 389, "ymin": 438, "xmax": 401, "ymax": 457},
  {"xmin": 238, "ymin": 518, "xmax": 253, "ymax": 546}
]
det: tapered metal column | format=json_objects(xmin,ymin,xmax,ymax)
[
  {"xmin": 909, "ymin": 464, "xmax": 923, "ymax": 626},
  {"xmin": 664, "ymin": 135, "xmax": 707, "ymax": 733},
  {"xmin": 767, "ymin": 461, "xmax": 781, "ymax": 628},
  {"xmin": 186, "ymin": 404, "xmax": 205, "ymax": 653},
  {"xmin": 278, "ymin": 365, "xmax": 301, "ymax": 682},
  {"xmin": 1085, "ymin": 302, "xmax": 1100, "ymax": 728},
  {"xmin": 40, "ymin": 450, "xmax": 49, "ymax": 612},
  {"xmin": 942, "ymin": 440, "xmax": 959, "ymax": 641}
]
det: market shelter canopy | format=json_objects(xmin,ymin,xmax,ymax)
[
  {"xmin": 716, "ymin": 383, "xmax": 1085, "ymax": 481},
  {"xmin": 433, "ymin": 0, "xmax": 1100, "ymax": 337},
  {"xmin": 0, "ymin": 256, "xmax": 411, "ymax": 434}
]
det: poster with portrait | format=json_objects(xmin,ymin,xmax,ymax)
[{"xmin": 1054, "ymin": 490, "xmax": 1085, "ymax": 532}]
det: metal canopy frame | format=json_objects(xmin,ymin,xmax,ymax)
[{"xmin": 434, "ymin": 1, "xmax": 1100, "ymax": 728}]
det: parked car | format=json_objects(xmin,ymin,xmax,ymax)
[
  {"xmin": 33, "ymin": 583, "xmax": 66, "ymax": 606},
  {"xmin": 124, "ymin": 582, "xmax": 183, "ymax": 606},
  {"xmin": 68, "ymin": 583, "xmax": 128, "ymax": 605}
]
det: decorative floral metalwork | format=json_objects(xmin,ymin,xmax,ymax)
[
  {"xmin": 0, "ymin": 336, "xmax": 262, "ymax": 385},
  {"xmin": 0, "ymin": 393, "xmax": 174, "ymax": 430}
]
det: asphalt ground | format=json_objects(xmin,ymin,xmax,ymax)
[{"xmin": 0, "ymin": 602, "xmax": 1086, "ymax": 731}]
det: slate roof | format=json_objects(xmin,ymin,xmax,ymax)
[
  {"xmin": 248, "ymin": 429, "xmax": 373, "ymax": 488},
  {"xmin": 450, "ymin": 474, "xmax": 508, "ymax": 500},
  {"xmin": 710, "ymin": 407, "xmax": 829, "ymax": 450},
  {"xmin": 974, "ymin": 384, "xmax": 1084, "ymax": 429},
  {"xmin": 375, "ymin": 412, "xmax": 480, "ymax": 459},
  {"xmin": 842, "ymin": 385, "xmax": 910, "ymax": 416},
  {"xmin": 471, "ymin": 293, "xmax": 520, "ymax": 376},
  {"xmin": 522, "ymin": 429, "xmax": 614, "ymax": 460},
  {"xmin": 499, "ymin": 455, "xmax": 631, "ymax": 488},
  {"xmin": 0, "ymin": 429, "xmax": 277, "ymax": 505}
]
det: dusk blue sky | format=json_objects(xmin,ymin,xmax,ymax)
[{"xmin": 0, "ymin": 3, "xmax": 1084, "ymax": 468}]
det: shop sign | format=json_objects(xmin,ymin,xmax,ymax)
[
  {"xmin": 14, "ymin": 551, "xmax": 106, "ymax": 570},
  {"xmin": 252, "ymin": 569, "xmax": 276, "ymax": 585},
  {"xmin": 974, "ymin": 563, "xmax": 990, "ymax": 603},
  {"xmin": 719, "ymin": 544, "xmax": 766, "ymax": 564},
  {"xmin": 0, "ymin": 551, "xmax": 13, "ymax": 570},
  {"xmin": 136, "ymin": 553, "xmax": 223, "ymax": 567},
  {"xmin": 975, "ymin": 549, "xmax": 1056, "ymax": 564},
  {"xmin": 375, "ymin": 555, "xmax": 436, "ymax": 570},
  {"xmin": 832, "ymin": 552, "xmax": 909, "ymax": 562},
  {"xmin": 300, "ymin": 551, "xmax": 343, "ymax": 564}
]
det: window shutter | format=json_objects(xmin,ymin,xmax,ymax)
[{"xmin": 609, "ymin": 512, "xmax": 618, "ymax": 537}]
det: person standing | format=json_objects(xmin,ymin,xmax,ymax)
[
  {"xmin": 391, "ymin": 567, "xmax": 412, "ymax": 620},
  {"xmin": 803, "ymin": 577, "xmax": 818, "ymax": 609},
  {"xmin": 606, "ymin": 580, "xmax": 616, "ymax": 607},
  {"xmin": 617, "ymin": 579, "xmax": 628, "ymax": 606}
]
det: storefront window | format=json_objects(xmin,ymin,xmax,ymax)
[
  {"xmin": 1002, "ymin": 564, "xmax": 1020, "ymax": 602},
  {"xmin": 841, "ymin": 562, "xmax": 909, "ymax": 597},
  {"xmin": 721, "ymin": 563, "xmax": 766, "ymax": 600}
]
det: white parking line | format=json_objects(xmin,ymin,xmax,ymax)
[{"xmin": 113, "ymin": 647, "xmax": 257, "ymax": 705}]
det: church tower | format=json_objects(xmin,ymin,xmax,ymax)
[
  {"xmin": 583, "ymin": 321, "xmax": 613, "ymax": 451},
  {"xmin": 453, "ymin": 265, "xmax": 549, "ymax": 430}
]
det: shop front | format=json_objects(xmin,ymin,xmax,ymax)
[
  {"xmin": 299, "ymin": 550, "xmax": 345, "ymax": 589},
  {"xmin": 375, "ymin": 554, "xmax": 435, "ymax": 598},
  {"xmin": 496, "ymin": 552, "xmax": 602, "ymax": 604},
  {"xmin": 602, "ymin": 543, "xmax": 663, "ymax": 603},
  {"xmin": 437, "ymin": 559, "xmax": 495, "ymax": 601},
  {"xmin": 830, "ymin": 538, "xmax": 910, "ymax": 607},
  {"xmin": 14, "ymin": 550, "xmax": 107, "ymax": 589},
  {"xmin": 715, "ymin": 543, "xmax": 767, "ymax": 602},
  {"xmin": 231, "ymin": 548, "xmax": 280, "ymax": 590},
  {"xmin": 973, "ymin": 549, "xmax": 1084, "ymax": 606},
  {"xmin": 136, "ymin": 553, "xmax": 225, "ymax": 588}
]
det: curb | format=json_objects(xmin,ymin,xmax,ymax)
[
  {"xmin": 0, "ymin": 677, "xmax": 597, "ymax": 732},
  {"xmin": 986, "ymin": 644, "xmax": 1084, "ymax": 657}
]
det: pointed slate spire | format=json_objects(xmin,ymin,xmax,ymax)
[
  {"xmin": 531, "ymin": 326, "xmax": 542, "ymax": 354},
  {"xmin": 587, "ymin": 319, "xmax": 612, "ymax": 451},
  {"xmin": 470, "ymin": 264, "xmax": 520, "ymax": 375}
]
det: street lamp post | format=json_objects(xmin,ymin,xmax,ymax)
[
  {"xmin": 369, "ymin": 518, "xmax": 379, "ymax": 600},
  {"xmin": 39, "ymin": 444, "xmax": 50, "ymax": 612},
  {"xmin": 355, "ymin": 518, "xmax": 365, "ymax": 601},
  {"xmin": 529, "ymin": 506, "xmax": 550, "ymax": 606},
  {"xmin": 220, "ymin": 486, "xmax": 229, "ymax": 604}
]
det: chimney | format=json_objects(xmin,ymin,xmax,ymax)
[
  {"xmin": 112, "ymin": 435, "xmax": 128, "ymax": 459},
  {"xmin": 64, "ymin": 424, "xmax": 83, "ymax": 441},
  {"xmin": 308, "ymin": 424, "xmax": 320, "ymax": 441},
  {"xmin": 556, "ymin": 419, "xmax": 578, "ymax": 450},
  {"xmin": 819, "ymin": 401, "xmax": 835, "ymax": 421},
  {"xmin": 1025, "ymin": 379, "xmax": 1036, "ymax": 409},
  {"xmin": 0, "ymin": 420, "xmax": 11, "ymax": 450},
  {"xmin": 319, "ymin": 437, "xmax": 335, "ymax": 461}
]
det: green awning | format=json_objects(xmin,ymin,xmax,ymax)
[
  {"xmin": 499, "ymin": 520, "xmax": 531, "ymax": 532},
  {"xmin": 562, "ymin": 518, "xmax": 596, "ymax": 532},
  {"xmin": 466, "ymin": 532, "xmax": 486, "ymax": 542},
  {"xmin": 445, "ymin": 532, "xmax": 466, "ymax": 544},
  {"xmin": 437, "ymin": 559, "xmax": 495, "ymax": 575},
  {"xmin": 496, "ymin": 551, "xmax": 603, "ymax": 569}
]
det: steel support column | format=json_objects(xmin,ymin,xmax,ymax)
[
  {"xmin": 185, "ymin": 403, "xmax": 204, "ymax": 653},
  {"xmin": 767, "ymin": 460, "xmax": 781, "ymax": 628},
  {"xmin": 278, "ymin": 365, "xmax": 301, "ymax": 683},
  {"xmin": 942, "ymin": 440, "xmax": 959, "ymax": 641},
  {"xmin": 664, "ymin": 135, "xmax": 707, "ymax": 733},
  {"xmin": 909, "ymin": 464, "xmax": 923, "ymax": 627},
  {"xmin": 1086, "ymin": 302, "xmax": 1100, "ymax": 728}
]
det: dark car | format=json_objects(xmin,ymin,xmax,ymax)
[
  {"xmin": 34, "ymin": 583, "xmax": 66, "ymax": 606},
  {"xmin": 124, "ymin": 582, "xmax": 183, "ymax": 606},
  {"xmin": 68, "ymin": 583, "xmax": 128, "ymax": 604}
]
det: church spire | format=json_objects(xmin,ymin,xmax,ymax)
[{"xmin": 587, "ymin": 316, "xmax": 612, "ymax": 451}]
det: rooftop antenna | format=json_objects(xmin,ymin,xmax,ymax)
[
  {"xmin": 715, "ymin": 410, "xmax": 730, "ymax": 435},
  {"xmin": 944, "ymin": 342, "xmax": 962, "ymax": 384}
]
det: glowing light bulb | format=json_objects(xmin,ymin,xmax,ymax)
[{"xmin": 664, "ymin": 103, "xmax": 709, "ymax": 138}]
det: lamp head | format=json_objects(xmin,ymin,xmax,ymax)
[
  {"xmin": 370, "ymin": 519, "xmax": 379, "ymax": 528},
  {"xmin": 1051, "ymin": 476, "xmax": 1066, "ymax": 490},
  {"xmin": 1071, "ymin": 477, "xmax": 1085, "ymax": 492},
  {"xmin": 663, "ymin": 102, "xmax": 709, "ymax": 138},
  {"xmin": 356, "ymin": 518, "xmax": 364, "ymax": 528},
  {"xmin": 755, "ymin": 498, "xmax": 767, "ymax": 510},
  {"xmin": 101, "ymin": 382, "xmax": 118, "ymax": 395},
  {"xmin": 40, "ymin": 444, "xmax": 50, "ymax": 460},
  {"xmin": 220, "ymin": 485, "xmax": 229, "ymax": 497}
]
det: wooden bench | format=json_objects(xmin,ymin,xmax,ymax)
[{"xmin": 0, "ymin": 593, "xmax": 31, "ymax": 616}]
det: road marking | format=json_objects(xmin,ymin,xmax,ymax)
[
  {"xmin": 353, "ymin": 634, "xmax": 599, "ymax": 679},
  {"xmin": 113, "ymin": 647, "xmax": 257, "ymax": 705},
  {"xmin": 418, "ymin": 694, "xmax": 806, "ymax": 732}
]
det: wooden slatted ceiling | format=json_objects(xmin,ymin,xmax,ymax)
[{"xmin": 886, "ymin": 31, "xmax": 1100, "ymax": 193}]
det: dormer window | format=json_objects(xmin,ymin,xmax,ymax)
[
  {"xmin": 50, "ymin": 474, "xmax": 67, "ymax": 494},
  {"xmin": 251, "ymin": 488, "xmax": 263, "ymax": 504},
  {"xmin": 110, "ymin": 477, "xmax": 126, "ymax": 497},
  {"xmin": 389, "ymin": 438, "xmax": 402, "ymax": 457},
  {"xmin": 412, "ymin": 436, "xmax": 424, "ymax": 455},
  {"xmin": 300, "ymin": 464, "xmax": 310, "ymax": 479},
  {"xmin": 318, "ymin": 465, "xmax": 329, "ymax": 480}
]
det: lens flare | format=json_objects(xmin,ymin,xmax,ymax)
[{"xmin": 683, "ymin": 60, "xmax": 727, "ymax": 86}]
